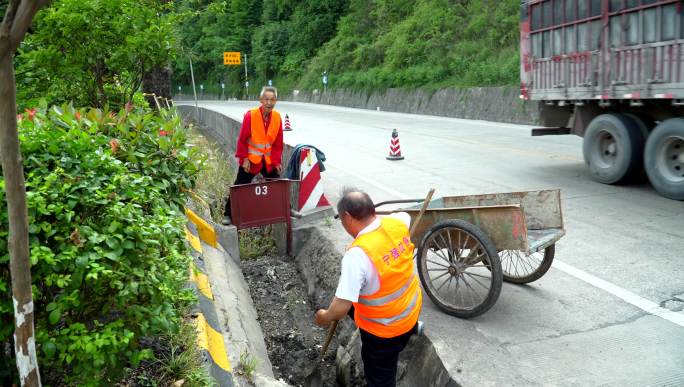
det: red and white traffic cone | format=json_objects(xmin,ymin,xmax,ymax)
[
  {"xmin": 298, "ymin": 148, "xmax": 330, "ymax": 212},
  {"xmin": 284, "ymin": 114, "xmax": 292, "ymax": 131},
  {"xmin": 386, "ymin": 129, "xmax": 404, "ymax": 160}
]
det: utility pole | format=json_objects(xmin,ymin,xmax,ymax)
[
  {"xmin": 189, "ymin": 55, "xmax": 199, "ymax": 118},
  {"xmin": 244, "ymin": 53, "xmax": 249, "ymax": 100}
]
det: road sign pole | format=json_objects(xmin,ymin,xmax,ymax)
[{"xmin": 244, "ymin": 53, "xmax": 249, "ymax": 100}]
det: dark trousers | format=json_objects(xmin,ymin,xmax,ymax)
[
  {"xmin": 224, "ymin": 163, "xmax": 280, "ymax": 217},
  {"xmin": 348, "ymin": 307, "xmax": 416, "ymax": 387}
]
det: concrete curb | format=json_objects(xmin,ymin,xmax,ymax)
[
  {"xmin": 186, "ymin": 208, "xmax": 291, "ymax": 386},
  {"xmin": 185, "ymin": 216, "xmax": 234, "ymax": 387}
]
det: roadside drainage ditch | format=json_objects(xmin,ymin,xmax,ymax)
[
  {"xmin": 242, "ymin": 253, "xmax": 344, "ymax": 386},
  {"xmin": 240, "ymin": 225, "xmax": 458, "ymax": 387}
]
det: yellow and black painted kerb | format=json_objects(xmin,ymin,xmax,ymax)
[{"xmin": 185, "ymin": 209, "xmax": 233, "ymax": 387}]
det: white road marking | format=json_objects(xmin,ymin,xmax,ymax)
[
  {"xmin": 328, "ymin": 162, "xmax": 684, "ymax": 328},
  {"xmin": 553, "ymin": 261, "xmax": 684, "ymax": 327}
]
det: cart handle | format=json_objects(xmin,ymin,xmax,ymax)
[
  {"xmin": 333, "ymin": 190, "xmax": 435, "ymax": 219},
  {"xmin": 373, "ymin": 198, "xmax": 425, "ymax": 208}
]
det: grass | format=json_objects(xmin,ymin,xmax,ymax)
[
  {"xmin": 185, "ymin": 126, "xmax": 235, "ymax": 223},
  {"xmin": 120, "ymin": 317, "xmax": 215, "ymax": 387},
  {"xmin": 158, "ymin": 321, "xmax": 215, "ymax": 387},
  {"xmin": 236, "ymin": 348, "xmax": 260, "ymax": 382},
  {"xmin": 238, "ymin": 227, "xmax": 277, "ymax": 260}
]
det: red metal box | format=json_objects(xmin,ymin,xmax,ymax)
[{"xmin": 230, "ymin": 179, "xmax": 293, "ymax": 253}]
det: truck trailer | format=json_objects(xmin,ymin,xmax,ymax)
[{"xmin": 520, "ymin": 0, "xmax": 684, "ymax": 200}]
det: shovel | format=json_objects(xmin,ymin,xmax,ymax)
[
  {"xmin": 303, "ymin": 188, "xmax": 435, "ymax": 387},
  {"xmin": 303, "ymin": 320, "xmax": 338, "ymax": 387}
]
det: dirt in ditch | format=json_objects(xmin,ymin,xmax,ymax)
[{"xmin": 242, "ymin": 254, "xmax": 339, "ymax": 386}]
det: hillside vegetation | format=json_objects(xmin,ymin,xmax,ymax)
[{"xmin": 173, "ymin": 0, "xmax": 520, "ymax": 96}]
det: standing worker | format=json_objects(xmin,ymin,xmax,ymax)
[
  {"xmin": 314, "ymin": 188, "xmax": 423, "ymax": 387},
  {"xmin": 222, "ymin": 86, "xmax": 284, "ymax": 225}
]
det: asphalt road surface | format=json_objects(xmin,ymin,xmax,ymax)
[{"xmin": 189, "ymin": 100, "xmax": 684, "ymax": 387}]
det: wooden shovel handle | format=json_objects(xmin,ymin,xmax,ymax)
[
  {"xmin": 409, "ymin": 188, "xmax": 435, "ymax": 238},
  {"xmin": 320, "ymin": 320, "xmax": 338, "ymax": 359}
]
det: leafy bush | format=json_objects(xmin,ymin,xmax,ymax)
[
  {"xmin": 0, "ymin": 103, "xmax": 200, "ymax": 384},
  {"xmin": 15, "ymin": 0, "xmax": 176, "ymax": 109}
]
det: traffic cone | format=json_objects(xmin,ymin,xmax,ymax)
[
  {"xmin": 386, "ymin": 129, "xmax": 404, "ymax": 160},
  {"xmin": 284, "ymin": 114, "xmax": 292, "ymax": 131},
  {"xmin": 298, "ymin": 147, "xmax": 330, "ymax": 212}
]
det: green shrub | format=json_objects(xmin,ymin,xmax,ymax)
[{"xmin": 0, "ymin": 103, "xmax": 200, "ymax": 385}]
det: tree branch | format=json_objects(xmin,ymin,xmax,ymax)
[
  {"xmin": 1, "ymin": 0, "xmax": 49, "ymax": 56},
  {"xmin": 0, "ymin": 0, "xmax": 20, "ymax": 53},
  {"xmin": 9, "ymin": 1, "xmax": 49, "ymax": 47}
]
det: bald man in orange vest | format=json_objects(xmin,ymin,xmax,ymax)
[
  {"xmin": 315, "ymin": 188, "xmax": 423, "ymax": 387},
  {"xmin": 223, "ymin": 86, "xmax": 283, "ymax": 225}
]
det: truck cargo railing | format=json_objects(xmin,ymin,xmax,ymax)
[
  {"xmin": 531, "ymin": 51, "xmax": 597, "ymax": 92},
  {"xmin": 611, "ymin": 42, "xmax": 684, "ymax": 89}
]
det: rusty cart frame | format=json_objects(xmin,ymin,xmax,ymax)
[{"xmin": 376, "ymin": 189, "xmax": 565, "ymax": 318}]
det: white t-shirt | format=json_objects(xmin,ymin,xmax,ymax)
[{"xmin": 335, "ymin": 212, "xmax": 412, "ymax": 302}]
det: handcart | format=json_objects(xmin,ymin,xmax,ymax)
[{"xmin": 375, "ymin": 189, "xmax": 565, "ymax": 318}]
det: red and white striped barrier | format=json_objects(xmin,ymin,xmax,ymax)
[
  {"xmin": 386, "ymin": 129, "xmax": 404, "ymax": 160},
  {"xmin": 298, "ymin": 148, "xmax": 330, "ymax": 212},
  {"xmin": 284, "ymin": 114, "xmax": 292, "ymax": 131}
]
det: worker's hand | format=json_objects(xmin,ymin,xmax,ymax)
[
  {"xmin": 276, "ymin": 164, "xmax": 283, "ymax": 175},
  {"xmin": 242, "ymin": 159, "xmax": 250, "ymax": 172},
  {"xmin": 314, "ymin": 309, "xmax": 329, "ymax": 327}
]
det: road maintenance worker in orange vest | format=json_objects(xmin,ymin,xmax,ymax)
[
  {"xmin": 222, "ymin": 86, "xmax": 283, "ymax": 225},
  {"xmin": 315, "ymin": 188, "xmax": 423, "ymax": 387}
]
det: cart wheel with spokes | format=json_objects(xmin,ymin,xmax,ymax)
[
  {"xmin": 416, "ymin": 219, "xmax": 502, "ymax": 318},
  {"xmin": 499, "ymin": 245, "xmax": 555, "ymax": 284}
]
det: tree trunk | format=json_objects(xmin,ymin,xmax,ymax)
[
  {"xmin": 0, "ymin": 52, "xmax": 41, "ymax": 386},
  {"xmin": 2, "ymin": 1, "xmax": 51, "ymax": 385}
]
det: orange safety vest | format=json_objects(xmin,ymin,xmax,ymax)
[
  {"xmin": 351, "ymin": 217, "xmax": 422, "ymax": 338},
  {"xmin": 247, "ymin": 108, "xmax": 281, "ymax": 166}
]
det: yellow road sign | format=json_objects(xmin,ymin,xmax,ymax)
[{"xmin": 223, "ymin": 52, "xmax": 241, "ymax": 65}]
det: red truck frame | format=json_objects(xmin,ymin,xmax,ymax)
[{"xmin": 520, "ymin": 0, "xmax": 684, "ymax": 200}]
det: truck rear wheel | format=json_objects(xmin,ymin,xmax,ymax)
[
  {"xmin": 644, "ymin": 118, "xmax": 684, "ymax": 200},
  {"xmin": 582, "ymin": 113, "xmax": 645, "ymax": 184}
]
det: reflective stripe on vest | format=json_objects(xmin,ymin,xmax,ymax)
[
  {"xmin": 247, "ymin": 139, "xmax": 272, "ymax": 157},
  {"xmin": 247, "ymin": 108, "xmax": 281, "ymax": 166},
  {"xmin": 359, "ymin": 290, "xmax": 419, "ymax": 326},
  {"xmin": 357, "ymin": 274, "xmax": 416, "ymax": 307},
  {"xmin": 351, "ymin": 217, "xmax": 422, "ymax": 338}
]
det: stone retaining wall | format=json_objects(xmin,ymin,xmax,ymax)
[
  {"xmin": 289, "ymin": 87, "xmax": 539, "ymax": 125},
  {"xmin": 176, "ymin": 86, "xmax": 540, "ymax": 125}
]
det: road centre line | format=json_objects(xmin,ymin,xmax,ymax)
[{"xmin": 328, "ymin": 163, "xmax": 684, "ymax": 328}]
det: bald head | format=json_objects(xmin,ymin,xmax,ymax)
[{"xmin": 337, "ymin": 188, "xmax": 375, "ymax": 221}]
